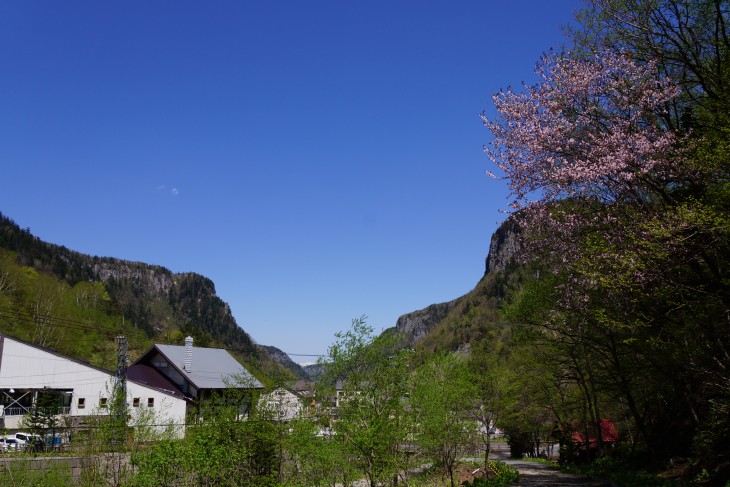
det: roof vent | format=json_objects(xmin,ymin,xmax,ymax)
[{"xmin": 184, "ymin": 336, "xmax": 193, "ymax": 373}]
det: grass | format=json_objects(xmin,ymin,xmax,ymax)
[
  {"xmin": 561, "ymin": 456, "xmax": 688, "ymax": 487},
  {"xmin": 520, "ymin": 456, "xmax": 560, "ymax": 468}
]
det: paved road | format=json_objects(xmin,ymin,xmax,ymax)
[
  {"xmin": 339, "ymin": 445, "xmax": 607, "ymax": 486},
  {"xmin": 490, "ymin": 444, "xmax": 605, "ymax": 486},
  {"xmin": 501, "ymin": 459, "xmax": 604, "ymax": 486}
]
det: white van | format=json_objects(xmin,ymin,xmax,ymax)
[
  {"xmin": 6, "ymin": 432, "xmax": 41, "ymax": 450},
  {"xmin": 0, "ymin": 437, "xmax": 19, "ymax": 452}
]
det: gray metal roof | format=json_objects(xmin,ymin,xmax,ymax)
[{"xmin": 154, "ymin": 344, "xmax": 263, "ymax": 389}]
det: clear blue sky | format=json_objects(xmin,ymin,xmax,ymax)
[{"xmin": 0, "ymin": 1, "xmax": 579, "ymax": 360}]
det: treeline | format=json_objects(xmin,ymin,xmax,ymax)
[
  {"xmin": 0, "ymin": 213, "xmax": 298, "ymax": 380},
  {"xmin": 0, "ymin": 247, "xmax": 141, "ymax": 369}
]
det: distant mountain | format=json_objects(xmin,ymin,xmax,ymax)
[
  {"xmin": 301, "ymin": 363, "xmax": 323, "ymax": 381},
  {"xmin": 389, "ymin": 217, "xmax": 523, "ymax": 354},
  {"xmin": 0, "ymin": 211, "xmax": 306, "ymax": 380},
  {"xmin": 260, "ymin": 345, "xmax": 309, "ymax": 378}
]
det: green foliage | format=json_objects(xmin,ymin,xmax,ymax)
[
  {"xmin": 130, "ymin": 392, "xmax": 281, "ymax": 487},
  {"xmin": 287, "ymin": 418, "xmax": 357, "ymax": 487},
  {"xmin": 320, "ymin": 317, "xmax": 414, "ymax": 487},
  {"xmin": 562, "ymin": 454, "xmax": 679, "ymax": 487},
  {"xmin": 411, "ymin": 353, "xmax": 473, "ymax": 487},
  {"xmin": 129, "ymin": 439, "xmax": 189, "ymax": 487},
  {"xmin": 0, "ymin": 458, "xmax": 74, "ymax": 487}
]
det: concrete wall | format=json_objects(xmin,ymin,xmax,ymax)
[{"xmin": 0, "ymin": 455, "xmax": 94, "ymax": 480}]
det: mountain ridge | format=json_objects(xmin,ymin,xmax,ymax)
[{"xmin": 0, "ymin": 211, "xmax": 306, "ymax": 381}]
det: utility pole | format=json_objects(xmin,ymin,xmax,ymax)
[
  {"xmin": 115, "ymin": 335, "xmax": 128, "ymax": 400},
  {"xmin": 113, "ymin": 335, "xmax": 128, "ymax": 445}
]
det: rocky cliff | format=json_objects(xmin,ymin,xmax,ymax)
[
  {"xmin": 484, "ymin": 217, "xmax": 521, "ymax": 276},
  {"xmin": 394, "ymin": 298, "xmax": 461, "ymax": 346}
]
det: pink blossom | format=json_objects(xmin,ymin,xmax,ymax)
[{"xmin": 484, "ymin": 51, "xmax": 687, "ymax": 210}]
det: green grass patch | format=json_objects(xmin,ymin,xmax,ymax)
[
  {"xmin": 520, "ymin": 456, "xmax": 560, "ymax": 468},
  {"xmin": 561, "ymin": 456, "xmax": 683, "ymax": 487}
]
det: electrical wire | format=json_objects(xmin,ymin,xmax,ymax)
[{"xmin": 0, "ymin": 305, "xmax": 327, "ymax": 360}]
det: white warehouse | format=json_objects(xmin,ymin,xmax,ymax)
[{"xmin": 0, "ymin": 333, "xmax": 187, "ymax": 437}]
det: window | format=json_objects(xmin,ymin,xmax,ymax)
[
  {"xmin": 78, "ymin": 398, "xmax": 86, "ymax": 409},
  {"xmin": 99, "ymin": 397, "xmax": 108, "ymax": 408},
  {"xmin": 147, "ymin": 397, "xmax": 154, "ymax": 408},
  {"xmin": 133, "ymin": 397, "xmax": 140, "ymax": 408}
]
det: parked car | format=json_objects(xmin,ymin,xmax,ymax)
[
  {"xmin": 0, "ymin": 437, "xmax": 19, "ymax": 452},
  {"xmin": 7, "ymin": 432, "xmax": 43, "ymax": 451}
]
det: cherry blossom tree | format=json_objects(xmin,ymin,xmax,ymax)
[
  {"xmin": 482, "ymin": 50, "xmax": 705, "ymax": 277},
  {"xmin": 484, "ymin": 50, "xmax": 688, "ymax": 208},
  {"xmin": 484, "ymin": 46, "xmax": 730, "ymax": 468}
]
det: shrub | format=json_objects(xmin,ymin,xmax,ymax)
[{"xmin": 461, "ymin": 461, "xmax": 519, "ymax": 487}]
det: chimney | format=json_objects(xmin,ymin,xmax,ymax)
[{"xmin": 184, "ymin": 336, "xmax": 193, "ymax": 373}]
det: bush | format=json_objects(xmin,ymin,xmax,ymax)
[{"xmin": 461, "ymin": 461, "xmax": 519, "ymax": 487}]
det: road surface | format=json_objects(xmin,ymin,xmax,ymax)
[{"xmin": 491, "ymin": 443, "xmax": 606, "ymax": 486}]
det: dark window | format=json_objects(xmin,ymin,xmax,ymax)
[
  {"xmin": 147, "ymin": 397, "xmax": 154, "ymax": 408},
  {"xmin": 99, "ymin": 397, "xmax": 108, "ymax": 408},
  {"xmin": 133, "ymin": 397, "xmax": 140, "ymax": 407},
  {"xmin": 78, "ymin": 398, "xmax": 86, "ymax": 409}
]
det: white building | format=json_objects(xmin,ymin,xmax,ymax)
[
  {"xmin": 259, "ymin": 387, "xmax": 302, "ymax": 421},
  {"xmin": 0, "ymin": 333, "xmax": 187, "ymax": 437}
]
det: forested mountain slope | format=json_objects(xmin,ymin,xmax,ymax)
[{"xmin": 0, "ymin": 211, "xmax": 305, "ymax": 381}]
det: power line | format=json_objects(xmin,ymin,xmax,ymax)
[
  {"xmin": 0, "ymin": 304, "xmax": 147, "ymax": 341},
  {"xmin": 0, "ymin": 305, "xmax": 327, "ymax": 359}
]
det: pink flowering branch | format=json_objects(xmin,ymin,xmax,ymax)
[{"xmin": 483, "ymin": 50, "xmax": 687, "ymax": 210}]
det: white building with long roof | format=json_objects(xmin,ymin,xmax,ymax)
[{"xmin": 0, "ymin": 333, "xmax": 187, "ymax": 437}]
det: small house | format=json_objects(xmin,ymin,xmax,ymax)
[{"xmin": 258, "ymin": 387, "xmax": 302, "ymax": 421}]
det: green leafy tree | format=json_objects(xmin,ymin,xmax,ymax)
[
  {"xmin": 131, "ymin": 388, "xmax": 280, "ymax": 487},
  {"xmin": 320, "ymin": 317, "xmax": 413, "ymax": 487},
  {"xmin": 287, "ymin": 417, "xmax": 357, "ymax": 487},
  {"xmin": 411, "ymin": 353, "xmax": 473, "ymax": 487},
  {"xmin": 466, "ymin": 343, "xmax": 515, "ymax": 469}
]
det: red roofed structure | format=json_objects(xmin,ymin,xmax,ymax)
[{"xmin": 571, "ymin": 419, "xmax": 619, "ymax": 449}]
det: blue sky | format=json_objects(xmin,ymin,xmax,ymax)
[{"xmin": 0, "ymin": 1, "xmax": 580, "ymax": 360}]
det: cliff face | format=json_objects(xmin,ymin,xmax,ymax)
[
  {"xmin": 393, "ymin": 217, "xmax": 521, "ymax": 349},
  {"xmin": 394, "ymin": 299, "xmax": 460, "ymax": 346},
  {"xmin": 91, "ymin": 260, "xmax": 176, "ymax": 296},
  {"xmin": 484, "ymin": 217, "xmax": 521, "ymax": 276}
]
